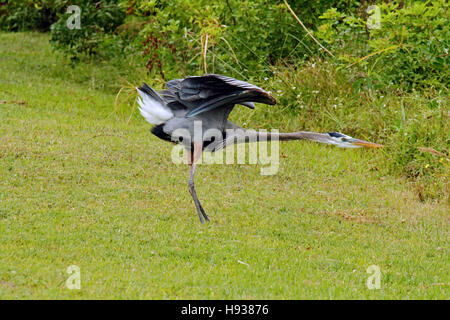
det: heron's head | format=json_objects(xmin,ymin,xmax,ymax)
[{"xmin": 325, "ymin": 132, "xmax": 383, "ymax": 149}]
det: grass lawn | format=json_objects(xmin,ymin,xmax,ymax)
[{"xmin": 0, "ymin": 32, "xmax": 448, "ymax": 299}]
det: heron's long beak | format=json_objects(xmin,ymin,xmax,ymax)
[{"xmin": 350, "ymin": 139, "xmax": 383, "ymax": 148}]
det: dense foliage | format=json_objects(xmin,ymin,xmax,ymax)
[
  {"xmin": 122, "ymin": 0, "xmax": 364, "ymax": 79},
  {"xmin": 49, "ymin": 0, "xmax": 126, "ymax": 58},
  {"xmin": 316, "ymin": 0, "xmax": 449, "ymax": 90},
  {"xmin": 3, "ymin": 0, "xmax": 446, "ymax": 89},
  {"xmin": 0, "ymin": 0, "xmax": 66, "ymax": 31},
  {"xmin": 1, "ymin": 1, "xmax": 365, "ymax": 72}
]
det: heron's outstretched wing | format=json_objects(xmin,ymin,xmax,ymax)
[{"xmin": 161, "ymin": 74, "xmax": 276, "ymax": 118}]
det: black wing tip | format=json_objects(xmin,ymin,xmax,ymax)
[
  {"xmin": 137, "ymin": 82, "xmax": 164, "ymax": 103},
  {"xmin": 206, "ymin": 74, "xmax": 277, "ymax": 105},
  {"xmin": 248, "ymin": 90, "xmax": 277, "ymax": 105},
  {"xmin": 138, "ymin": 82, "xmax": 152, "ymax": 92},
  {"xmin": 137, "ymin": 82, "xmax": 147, "ymax": 92},
  {"xmin": 266, "ymin": 93, "xmax": 277, "ymax": 105}
]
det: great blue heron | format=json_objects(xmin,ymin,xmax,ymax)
[{"xmin": 137, "ymin": 74, "xmax": 382, "ymax": 223}]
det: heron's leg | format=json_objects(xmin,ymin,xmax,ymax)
[{"xmin": 187, "ymin": 143, "xmax": 210, "ymax": 223}]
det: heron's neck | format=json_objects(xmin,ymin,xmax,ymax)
[
  {"xmin": 209, "ymin": 128, "xmax": 332, "ymax": 152},
  {"xmin": 246, "ymin": 130, "xmax": 331, "ymax": 144}
]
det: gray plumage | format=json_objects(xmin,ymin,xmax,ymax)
[{"xmin": 137, "ymin": 74, "xmax": 383, "ymax": 223}]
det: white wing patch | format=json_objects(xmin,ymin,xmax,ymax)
[{"xmin": 137, "ymin": 88, "xmax": 173, "ymax": 125}]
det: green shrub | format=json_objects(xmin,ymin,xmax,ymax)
[
  {"xmin": 122, "ymin": 0, "xmax": 363, "ymax": 80},
  {"xmin": 369, "ymin": 0, "xmax": 449, "ymax": 89},
  {"xmin": 49, "ymin": 1, "xmax": 126, "ymax": 58},
  {"xmin": 0, "ymin": 0, "xmax": 67, "ymax": 31},
  {"xmin": 3, "ymin": 0, "xmax": 364, "ymax": 74},
  {"xmin": 316, "ymin": 0, "xmax": 449, "ymax": 90}
]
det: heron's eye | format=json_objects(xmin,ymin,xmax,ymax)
[{"xmin": 341, "ymin": 138, "xmax": 348, "ymax": 142}]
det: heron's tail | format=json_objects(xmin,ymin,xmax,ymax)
[{"xmin": 137, "ymin": 83, "xmax": 174, "ymax": 125}]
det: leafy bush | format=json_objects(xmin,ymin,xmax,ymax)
[
  {"xmin": 122, "ymin": 0, "xmax": 363, "ymax": 80},
  {"xmin": 49, "ymin": 1, "xmax": 126, "ymax": 58},
  {"xmin": 2, "ymin": 0, "xmax": 364, "ymax": 74},
  {"xmin": 0, "ymin": 0, "xmax": 67, "ymax": 31},
  {"xmin": 0, "ymin": 0, "xmax": 127, "ymax": 59},
  {"xmin": 316, "ymin": 0, "xmax": 449, "ymax": 90},
  {"xmin": 369, "ymin": 0, "xmax": 449, "ymax": 89}
]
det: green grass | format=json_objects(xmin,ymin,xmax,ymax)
[{"xmin": 0, "ymin": 33, "xmax": 448, "ymax": 299}]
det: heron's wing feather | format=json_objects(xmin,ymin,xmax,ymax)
[
  {"xmin": 185, "ymin": 90, "xmax": 267, "ymax": 118},
  {"xmin": 175, "ymin": 74, "xmax": 275, "ymax": 118}
]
